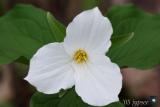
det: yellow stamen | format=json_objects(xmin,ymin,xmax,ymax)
[{"xmin": 73, "ymin": 49, "xmax": 88, "ymax": 64}]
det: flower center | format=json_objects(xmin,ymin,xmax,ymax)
[{"xmin": 73, "ymin": 49, "xmax": 88, "ymax": 64}]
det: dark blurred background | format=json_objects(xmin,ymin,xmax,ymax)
[
  {"xmin": 0, "ymin": 0, "xmax": 160, "ymax": 107},
  {"xmin": 1, "ymin": 0, "xmax": 160, "ymax": 24}
]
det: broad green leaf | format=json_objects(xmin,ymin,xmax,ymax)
[
  {"xmin": 111, "ymin": 32, "xmax": 134, "ymax": 49},
  {"xmin": 106, "ymin": 4, "xmax": 152, "ymax": 29},
  {"xmin": 47, "ymin": 12, "xmax": 65, "ymax": 42},
  {"xmin": 30, "ymin": 91, "xmax": 60, "ymax": 107},
  {"xmin": 16, "ymin": 56, "xmax": 29, "ymax": 65},
  {"xmin": 107, "ymin": 4, "xmax": 160, "ymax": 69},
  {"xmin": 0, "ymin": 4, "xmax": 65, "ymax": 64},
  {"xmin": 30, "ymin": 88, "xmax": 124, "ymax": 107},
  {"xmin": 82, "ymin": 0, "xmax": 102, "ymax": 10},
  {"xmin": 0, "ymin": 103, "xmax": 14, "ymax": 107}
]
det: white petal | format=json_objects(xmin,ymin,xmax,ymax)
[
  {"xmin": 64, "ymin": 7, "xmax": 113, "ymax": 55},
  {"xmin": 25, "ymin": 43, "xmax": 75, "ymax": 94},
  {"xmin": 73, "ymin": 55, "xmax": 122, "ymax": 106}
]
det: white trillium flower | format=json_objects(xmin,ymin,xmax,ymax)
[{"xmin": 25, "ymin": 7, "xmax": 122, "ymax": 106}]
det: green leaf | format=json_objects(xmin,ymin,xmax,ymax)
[
  {"xmin": 47, "ymin": 12, "xmax": 65, "ymax": 42},
  {"xmin": 82, "ymin": 0, "xmax": 102, "ymax": 10},
  {"xmin": 58, "ymin": 89, "xmax": 68, "ymax": 98},
  {"xmin": 0, "ymin": 4, "xmax": 65, "ymax": 64},
  {"xmin": 30, "ymin": 91, "xmax": 60, "ymax": 107},
  {"xmin": 108, "ymin": 32, "xmax": 134, "ymax": 63},
  {"xmin": 107, "ymin": 4, "xmax": 160, "ymax": 69},
  {"xmin": 30, "ymin": 88, "xmax": 124, "ymax": 107},
  {"xmin": 106, "ymin": 4, "xmax": 152, "ymax": 29},
  {"xmin": 111, "ymin": 32, "xmax": 134, "ymax": 49},
  {"xmin": 16, "ymin": 56, "xmax": 29, "ymax": 65},
  {"xmin": 0, "ymin": 103, "xmax": 14, "ymax": 107}
]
